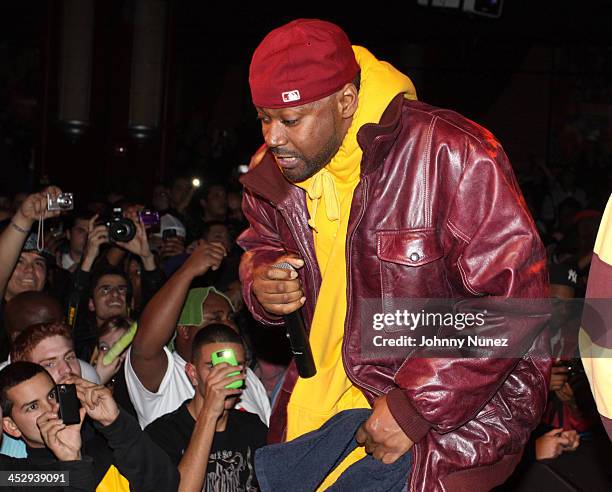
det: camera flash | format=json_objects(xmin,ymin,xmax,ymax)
[{"xmin": 192, "ymin": 178, "xmax": 201, "ymax": 188}]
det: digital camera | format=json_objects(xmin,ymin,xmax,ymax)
[
  {"xmin": 106, "ymin": 207, "xmax": 136, "ymax": 242},
  {"xmin": 138, "ymin": 209, "xmax": 160, "ymax": 227},
  {"xmin": 47, "ymin": 193, "xmax": 74, "ymax": 211}
]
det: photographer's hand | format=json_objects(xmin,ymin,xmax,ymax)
[
  {"xmin": 81, "ymin": 215, "xmax": 109, "ymax": 272},
  {"xmin": 160, "ymin": 236, "xmax": 186, "ymax": 260},
  {"xmin": 65, "ymin": 375, "xmax": 120, "ymax": 427},
  {"xmin": 14, "ymin": 186, "xmax": 63, "ymax": 227},
  {"xmin": 37, "ymin": 406, "xmax": 86, "ymax": 461},
  {"xmin": 116, "ymin": 210, "xmax": 155, "ymax": 271},
  {"xmin": 0, "ymin": 186, "xmax": 62, "ymax": 300}
]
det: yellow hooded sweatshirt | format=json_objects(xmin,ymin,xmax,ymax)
[{"xmin": 286, "ymin": 46, "xmax": 416, "ymax": 488}]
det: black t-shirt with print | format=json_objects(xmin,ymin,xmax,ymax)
[{"xmin": 145, "ymin": 400, "xmax": 268, "ymax": 491}]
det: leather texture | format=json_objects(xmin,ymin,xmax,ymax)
[{"xmin": 238, "ymin": 95, "xmax": 551, "ymax": 492}]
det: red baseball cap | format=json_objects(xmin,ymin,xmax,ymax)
[{"xmin": 249, "ymin": 19, "xmax": 359, "ymax": 109}]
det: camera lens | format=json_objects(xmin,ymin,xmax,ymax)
[{"xmin": 109, "ymin": 218, "xmax": 136, "ymax": 242}]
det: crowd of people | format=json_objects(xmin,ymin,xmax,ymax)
[
  {"xmin": 0, "ymin": 17, "xmax": 610, "ymax": 492},
  {"xmin": 0, "ymin": 180, "xmax": 285, "ymax": 491}
]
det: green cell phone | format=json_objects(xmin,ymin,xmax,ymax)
[{"xmin": 211, "ymin": 348, "xmax": 243, "ymax": 389}]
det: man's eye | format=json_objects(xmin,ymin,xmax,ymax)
[
  {"xmin": 65, "ymin": 354, "xmax": 77, "ymax": 361},
  {"xmin": 27, "ymin": 403, "xmax": 38, "ymax": 412},
  {"xmin": 282, "ymin": 119, "xmax": 298, "ymax": 126},
  {"xmin": 43, "ymin": 361, "xmax": 56, "ymax": 369}
]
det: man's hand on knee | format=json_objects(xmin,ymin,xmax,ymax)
[{"xmin": 356, "ymin": 394, "xmax": 414, "ymax": 464}]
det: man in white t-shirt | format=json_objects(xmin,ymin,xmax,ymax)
[{"xmin": 126, "ymin": 242, "xmax": 270, "ymax": 428}]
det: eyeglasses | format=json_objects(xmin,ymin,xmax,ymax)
[{"xmin": 97, "ymin": 285, "xmax": 128, "ymax": 296}]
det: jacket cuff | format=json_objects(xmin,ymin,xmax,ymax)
[{"xmin": 387, "ymin": 388, "xmax": 432, "ymax": 443}]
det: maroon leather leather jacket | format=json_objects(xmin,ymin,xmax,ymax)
[{"xmin": 238, "ymin": 95, "xmax": 551, "ymax": 491}]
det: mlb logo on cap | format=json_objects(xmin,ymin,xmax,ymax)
[{"xmin": 282, "ymin": 90, "xmax": 301, "ymax": 103}]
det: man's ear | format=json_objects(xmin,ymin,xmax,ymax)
[
  {"xmin": 88, "ymin": 298, "xmax": 95, "ymax": 313},
  {"xmin": 177, "ymin": 325, "xmax": 191, "ymax": 340},
  {"xmin": 2, "ymin": 416, "xmax": 22, "ymax": 439},
  {"xmin": 338, "ymin": 82, "xmax": 358, "ymax": 120},
  {"xmin": 185, "ymin": 362, "xmax": 198, "ymax": 387}
]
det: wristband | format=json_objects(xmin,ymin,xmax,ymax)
[{"xmin": 10, "ymin": 221, "xmax": 29, "ymax": 234}]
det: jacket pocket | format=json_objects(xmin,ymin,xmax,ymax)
[
  {"xmin": 376, "ymin": 228, "xmax": 447, "ymax": 319},
  {"xmin": 376, "ymin": 228, "xmax": 443, "ymax": 267}
]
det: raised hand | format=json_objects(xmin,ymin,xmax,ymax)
[
  {"xmin": 94, "ymin": 352, "xmax": 125, "ymax": 385},
  {"xmin": 116, "ymin": 209, "xmax": 153, "ymax": 260},
  {"xmin": 181, "ymin": 240, "xmax": 227, "ymax": 277},
  {"xmin": 200, "ymin": 363, "xmax": 245, "ymax": 420},
  {"xmin": 160, "ymin": 236, "xmax": 186, "ymax": 260},
  {"xmin": 81, "ymin": 215, "xmax": 109, "ymax": 272}
]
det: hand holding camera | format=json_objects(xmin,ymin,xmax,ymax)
[
  {"xmin": 81, "ymin": 214, "xmax": 109, "ymax": 272},
  {"xmin": 160, "ymin": 231, "xmax": 186, "ymax": 260},
  {"xmin": 37, "ymin": 406, "xmax": 86, "ymax": 462},
  {"xmin": 63, "ymin": 375, "xmax": 120, "ymax": 427},
  {"xmin": 201, "ymin": 351, "xmax": 244, "ymax": 420},
  {"xmin": 13, "ymin": 186, "xmax": 65, "ymax": 228},
  {"xmin": 114, "ymin": 208, "xmax": 154, "ymax": 264}
]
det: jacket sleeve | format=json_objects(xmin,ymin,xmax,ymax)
[
  {"xmin": 387, "ymin": 138, "xmax": 550, "ymax": 443},
  {"xmin": 95, "ymin": 409, "xmax": 179, "ymax": 492},
  {"xmin": 236, "ymin": 188, "xmax": 286, "ymax": 326}
]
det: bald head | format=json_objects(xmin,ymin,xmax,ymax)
[{"xmin": 4, "ymin": 292, "xmax": 63, "ymax": 343}]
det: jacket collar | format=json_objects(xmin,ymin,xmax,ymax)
[
  {"xmin": 357, "ymin": 93, "xmax": 405, "ymax": 176},
  {"xmin": 240, "ymin": 93, "xmax": 405, "ymax": 203}
]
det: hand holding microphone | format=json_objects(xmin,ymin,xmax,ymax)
[
  {"xmin": 252, "ymin": 255, "xmax": 306, "ymax": 315},
  {"xmin": 252, "ymin": 255, "xmax": 316, "ymax": 378}
]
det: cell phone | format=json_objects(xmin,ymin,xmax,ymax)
[
  {"xmin": 56, "ymin": 384, "xmax": 81, "ymax": 425},
  {"xmin": 211, "ymin": 348, "xmax": 243, "ymax": 389},
  {"xmin": 162, "ymin": 228, "xmax": 177, "ymax": 240}
]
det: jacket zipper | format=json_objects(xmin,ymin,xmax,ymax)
[
  {"xmin": 343, "ymin": 177, "xmax": 420, "ymax": 492},
  {"xmin": 342, "ymin": 178, "xmax": 380, "ymax": 396}
]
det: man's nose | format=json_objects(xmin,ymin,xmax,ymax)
[
  {"xmin": 42, "ymin": 398, "xmax": 58, "ymax": 414},
  {"xmin": 264, "ymin": 120, "xmax": 288, "ymax": 148},
  {"xmin": 58, "ymin": 360, "xmax": 72, "ymax": 377}
]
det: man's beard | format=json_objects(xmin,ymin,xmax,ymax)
[{"xmin": 276, "ymin": 129, "xmax": 343, "ymax": 183}]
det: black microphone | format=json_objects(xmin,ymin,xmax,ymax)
[{"xmin": 273, "ymin": 262, "xmax": 317, "ymax": 378}]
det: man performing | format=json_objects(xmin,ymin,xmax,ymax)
[{"xmin": 238, "ymin": 19, "xmax": 550, "ymax": 491}]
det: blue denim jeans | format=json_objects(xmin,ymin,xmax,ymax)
[{"xmin": 255, "ymin": 409, "xmax": 412, "ymax": 491}]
